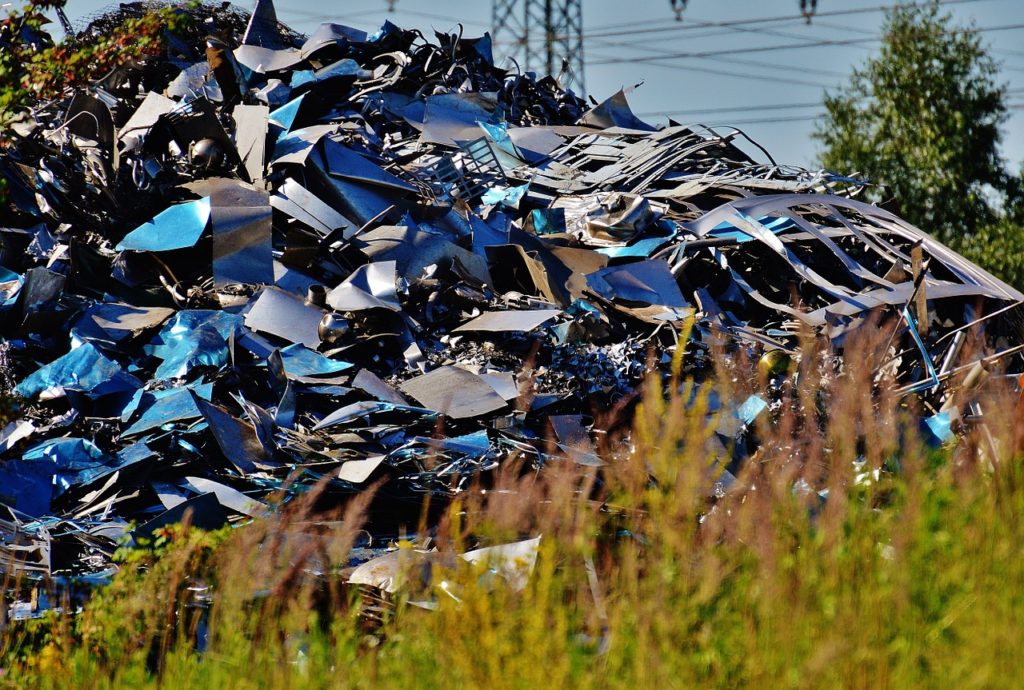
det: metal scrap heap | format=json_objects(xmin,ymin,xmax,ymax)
[{"xmin": 1, "ymin": 1, "xmax": 1022, "ymax": 590}]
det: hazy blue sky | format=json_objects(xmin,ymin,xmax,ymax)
[{"xmin": 57, "ymin": 0, "xmax": 1024, "ymax": 168}]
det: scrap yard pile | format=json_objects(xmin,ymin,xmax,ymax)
[{"xmin": 1, "ymin": 1, "xmax": 1023, "ymax": 600}]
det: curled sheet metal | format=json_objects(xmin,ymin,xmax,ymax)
[
  {"xmin": 586, "ymin": 260, "xmax": 688, "ymax": 308},
  {"xmin": 2, "ymin": 0, "xmax": 1022, "ymax": 587},
  {"xmin": 147, "ymin": 311, "xmax": 243, "ymax": 380},
  {"xmin": 328, "ymin": 261, "xmax": 401, "ymax": 312},
  {"xmin": 271, "ymin": 178, "xmax": 354, "ymax": 237},
  {"xmin": 122, "ymin": 382, "xmax": 214, "ymax": 437},
  {"xmin": 72, "ymin": 303, "xmax": 175, "ymax": 347}
]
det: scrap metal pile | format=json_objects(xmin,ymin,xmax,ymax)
[{"xmin": 1, "ymin": 1, "xmax": 1022, "ymax": 589}]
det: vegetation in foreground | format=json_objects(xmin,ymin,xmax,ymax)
[{"xmin": 1, "ymin": 324, "xmax": 1023, "ymax": 689}]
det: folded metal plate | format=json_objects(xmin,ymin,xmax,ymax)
[
  {"xmin": 453, "ymin": 309, "xmax": 561, "ymax": 333},
  {"xmin": 132, "ymin": 493, "xmax": 228, "ymax": 542},
  {"xmin": 585, "ymin": 259, "xmax": 688, "ymax": 308},
  {"xmin": 185, "ymin": 475, "xmax": 270, "ymax": 513},
  {"xmin": 148, "ymin": 310, "xmax": 242, "ymax": 380},
  {"xmin": 337, "ymin": 455, "xmax": 385, "ymax": 484},
  {"xmin": 399, "ymin": 366, "xmax": 507, "ymax": 419},
  {"xmin": 278, "ymin": 343, "xmax": 351, "ymax": 377},
  {"xmin": 242, "ymin": 0, "xmax": 288, "ymax": 50},
  {"xmin": 307, "ymin": 146, "xmax": 397, "ymax": 225},
  {"xmin": 0, "ymin": 420, "xmax": 35, "ymax": 456},
  {"xmin": 233, "ymin": 104, "xmax": 269, "ymax": 183},
  {"xmin": 420, "ymin": 92, "xmax": 499, "ymax": 146},
  {"xmin": 193, "ymin": 397, "xmax": 273, "ymax": 474},
  {"xmin": 122, "ymin": 382, "xmax": 213, "ymax": 437},
  {"xmin": 578, "ymin": 88, "xmax": 656, "ymax": 132},
  {"xmin": 351, "ymin": 369, "xmax": 409, "ymax": 405},
  {"xmin": 271, "ymin": 124, "xmax": 335, "ymax": 165},
  {"xmin": 244, "ymin": 286, "xmax": 324, "ymax": 348},
  {"xmin": 118, "ymin": 91, "xmax": 175, "ymax": 142},
  {"xmin": 15, "ymin": 343, "xmax": 140, "ymax": 400},
  {"xmin": 301, "ymin": 23, "xmax": 368, "ymax": 57},
  {"xmin": 234, "ymin": 45, "xmax": 304, "ymax": 74},
  {"xmin": 356, "ymin": 226, "xmax": 492, "ymax": 285},
  {"xmin": 321, "ymin": 137, "xmax": 418, "ymax": 192},
  {"xmin": 327, "ymin": 261, "xmax": 401, "ymax": 312},
  {"xmin": 72, "ymin": 303, "xmax": 175, "ymax": 346}
]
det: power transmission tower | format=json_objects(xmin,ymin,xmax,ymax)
[{"xmin": 491, "ymin": 0, "xmax": 585, "ymax": 95}]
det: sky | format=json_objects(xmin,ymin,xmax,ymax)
[{"xmin": 55, "ymin": 0, "xmax": 1024, "ymax": 169}]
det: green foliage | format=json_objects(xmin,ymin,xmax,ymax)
[
  {"xmin": 813, "ymin": 1, "xmax": 1024, "ymax": 288},
  {"xmin": 815, "ymin": 0, "xmax": 1008, "ymax": 242},
  {"xmin": 946, "ymin": 217, "xmax": 1024, "ymax": 288}
]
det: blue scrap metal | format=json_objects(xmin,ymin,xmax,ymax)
[{"xmin": 0, "ymin": 0, "xmax": 1022, "ymax": 597}]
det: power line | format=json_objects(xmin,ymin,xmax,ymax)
[
  {"xmin": 695, "ymin": 114, "xmax": 822, "ymax": 126},
  {"xmin": 663, "ymin": 105, "xmax": 1024, "ymax": 126},
  {"xmin": 640, "ymin": 101, "xmax": 1024, "ymax": 125},
  {"xmin": 578, "ymin": 0, "xmax": 996, "ymax": 36},
  {"xmin": 589, "ymin": 35, "xmax": 875, "ymax": 67},
  {"xmin": 584, "ymin": 34, "xmax": 849, "ymax": 80},
  {"xmin": 808, "ymin": 15, "xmax": 1024, "ymax": 64},
  {"xmin": 578, "ymin": 0, "xmax": 998, "ymax": 42},
  {"xmin": 277, "ymin": 5, "xmax": 489, "ymax": 30},
  {"xmin": 274, "ymin": 6, "xmax": 389, "ymax": 23},
  {"xmin": 586, "ymin": 51, "xmax": 833, "ymax": 89},
  {"xmin": 636, "ymin": 102, "xmax": 825, "ymax": 117},
  {"xmin": 589, "ymin": 22, "xmax": 1024, "ymax": 67}
]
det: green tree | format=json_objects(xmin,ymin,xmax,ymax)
[{"xmin": 815, "ymin": 0, "xmax": 1024, "ymax": 287}]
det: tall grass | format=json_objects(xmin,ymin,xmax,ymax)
[{"xmin": 3, "ymin": 321, "xmax": 1024, "ymax": 689}]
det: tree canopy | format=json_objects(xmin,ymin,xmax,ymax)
[{"xmin": 815, "ymin": 0, "xmax": 1024, "ymax": 287}]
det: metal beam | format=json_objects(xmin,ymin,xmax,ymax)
[{"xmin": 492, "ymin": 0, "xmax": 585, "ymax": 95}]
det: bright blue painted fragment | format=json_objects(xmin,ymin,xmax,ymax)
[
  {"xmin": 21, "ymin": 437, "xmax": 110, "ymax": 497},
  {"xmin": 15, "ymin": 342, "xmax": 139, "ymax": 400},
  {"xmin": 531, "ymin": 208, "xmax": 566, "ymax": 235},
  {"xmin": 0, "ymin": 459, "xmax": 54, "ymax": 517},
  {"xmin": 481, "ymin": 184, "xmax": 528, "ymax": 209},
  {"xmin": 116, "ymin": 198, "xmax": 211, "ymax": 252},
  {"xmin": 707, "ymin": 214, "xmax": 795, "ymax": 243},
  {"xmin": 924, "ymin": 411, "xmax": 954, "ymax": 445},
  {"xmin": 597, "ymin": 237, "xmax": 671, "ymax": 258},
  {"xmin": 122, "ymin": 382, "xmax": 214, "ymax": 436},
  {"xmin": 0, "ymin": 264, "xmax": 23, "ymax": 308},
  {"xmin": 269, "ymin": 93, "xmax": 305, "ymax": 132},
  {"xmin": 900, "ymin": 306, "xmax": 940, "ymax": 394},
  {"xmin": 147, "ymin": 311, "xmax": 243, "ymax": 380},
  {"xmin": 293, "ymin": 59, "xmax": 362, "ymax": 87},
  {"xmin": 279, "ymin": 344, "xmax": 352, "ymax": 377},
  {"xmin": 736, "ymin": 395, "xmax": 769, "ymax": 426}
]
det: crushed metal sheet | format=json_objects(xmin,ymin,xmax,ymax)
[{"xmin": 1, "ymin": 0, "xmax": 1022, "ymax": 589}]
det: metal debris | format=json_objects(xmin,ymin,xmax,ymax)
[{"xmin": 1, "ymin": 0, "xmax": 1022, "ymax": 604}]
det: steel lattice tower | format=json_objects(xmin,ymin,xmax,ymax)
[{"xmin": 491, "ymin": 0, "xmax": 585, "ymax": 95}]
